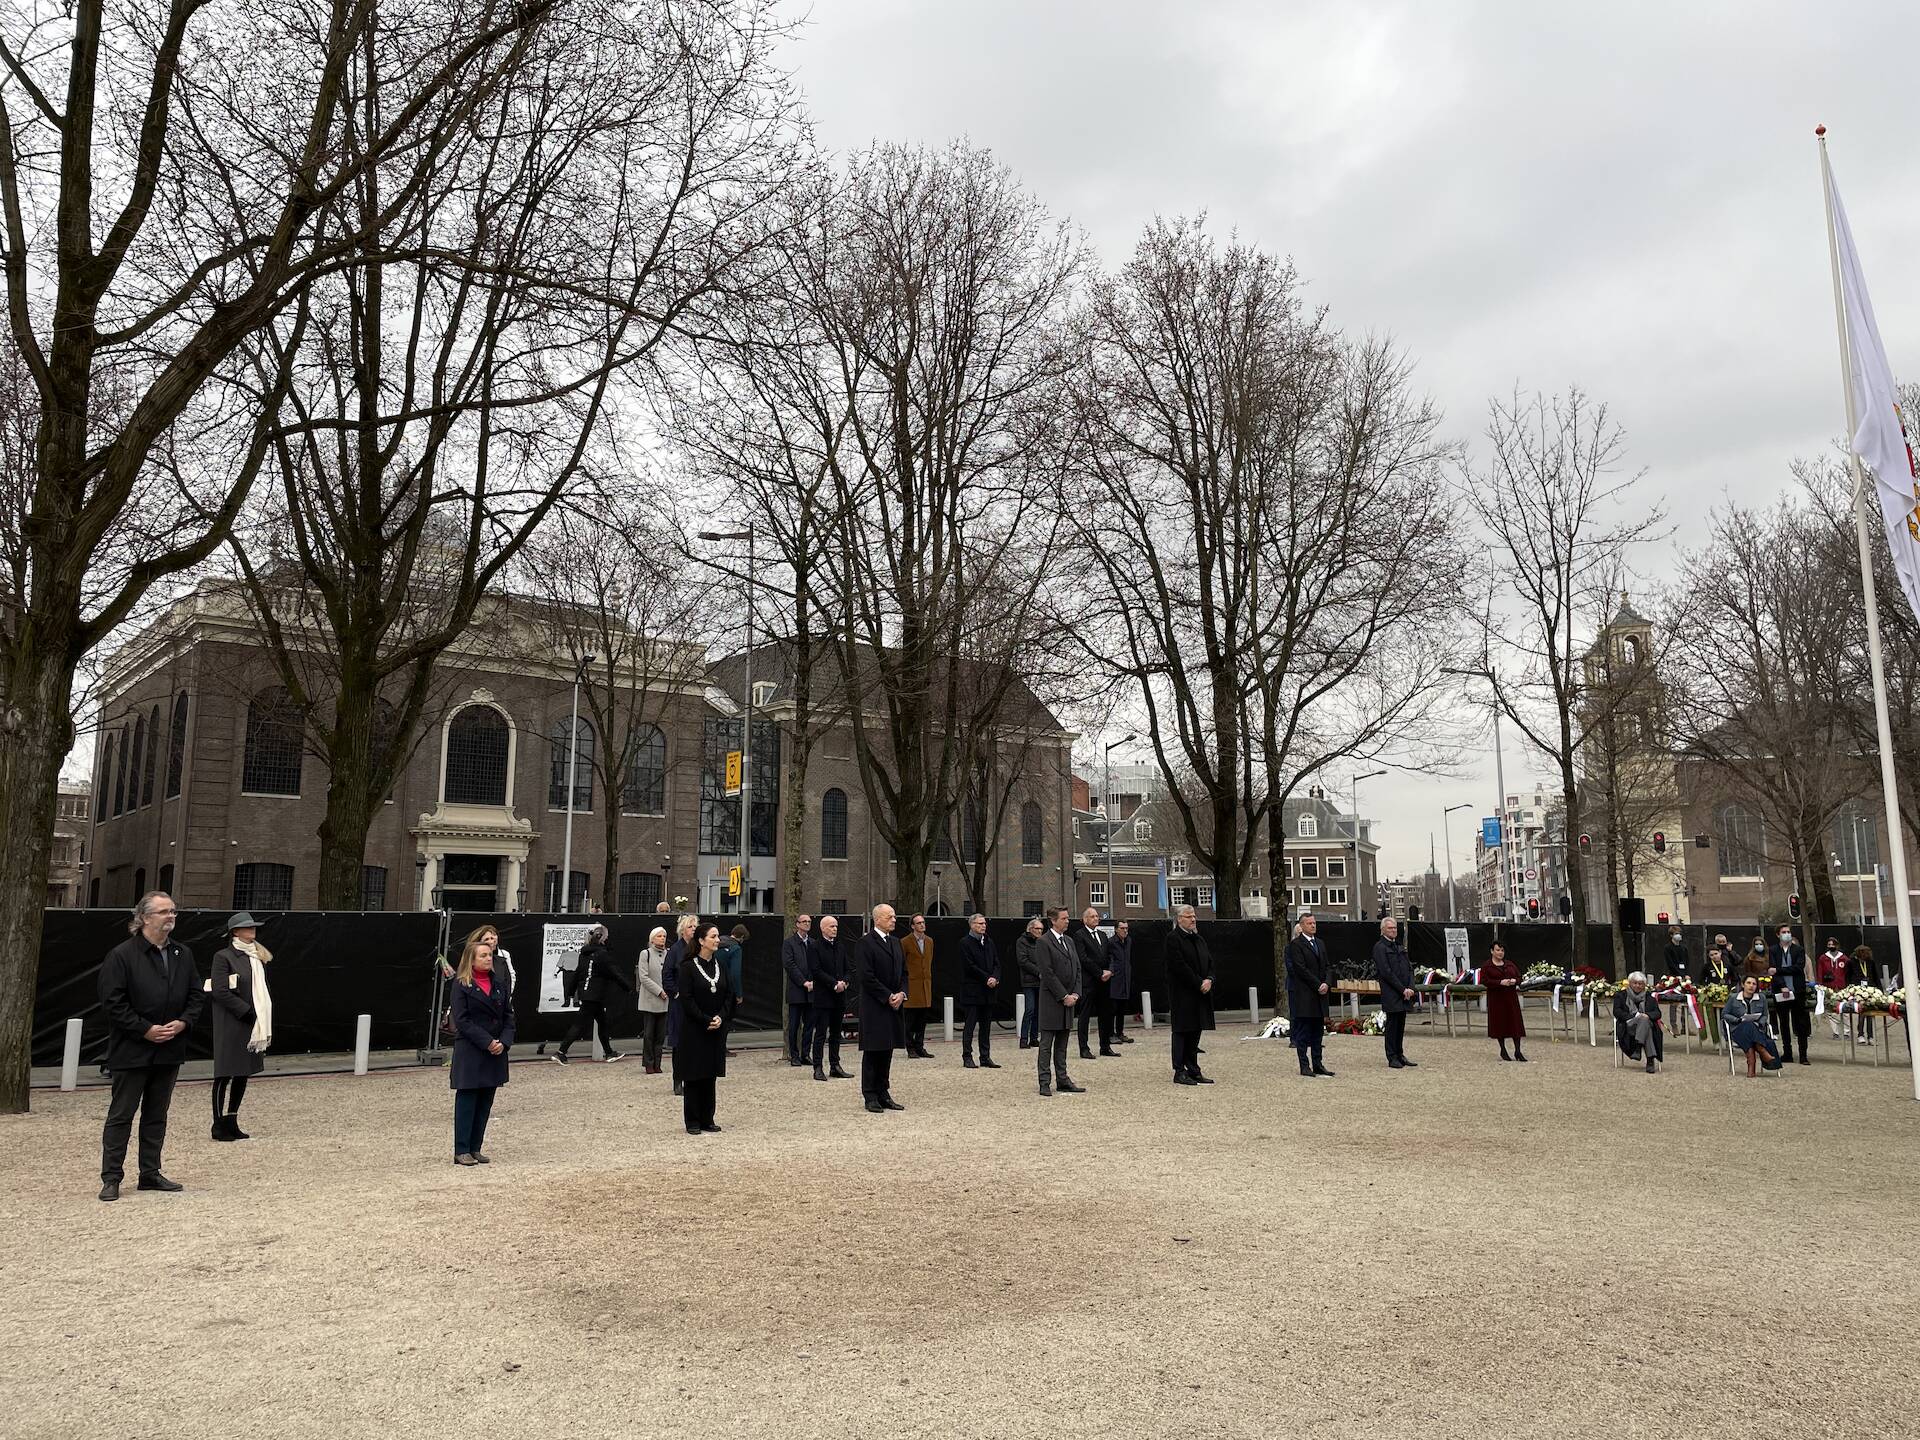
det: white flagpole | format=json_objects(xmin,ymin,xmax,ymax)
[{"xmin": 1817, "ymin": 126, "xmax": 1920, "ymax": 1100}]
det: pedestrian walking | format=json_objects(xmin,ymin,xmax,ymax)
[{"xmin": 554, "ymin": 925, "xmax": 630, "ymax": 1064}]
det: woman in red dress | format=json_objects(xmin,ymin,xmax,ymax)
[{"xmin": 1482, "ymin": 940, "xmax": 1527, "ymax": 1062}]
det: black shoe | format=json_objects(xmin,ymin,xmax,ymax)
[
  {"xmin": 231, "ymin": 1121, "xmax": 250, "ymax": 1139},
  {"xmin": 830, "ymin": 1065, "xmax": 852, "ymax": 1079},
  {"xmin": 1798, "ymin": 1057, "xmax": 1811, "ymax": 1066},
  {"xmin": 552, "ymin": 1051, "xmax": 571, "ymax": 1065},
  {"xmin": 1079, "ymin": 1048, "xmax": 1097, "ymax": 1060},
  {"xmin": 1399, "ymin": 1057, "xmax": 1418, "ymax": 1067},
  {"xmin": 604, "ymin": 1052, "xmax": 628, "ymax": 1064},
  {"xmin": 980, "ymin": 1057, "xmax": 1000, "ymax": 1069},
  {"xmin": 1299, "ymin": 1063, "xmax": 1315, "ymax": 1078},
  {"xmin": 98, "ymin": 1181, "xmax": 119, "ymax": 1202},
  {"xmin": 813, "ymin": 1065, "xmax": 827, "ymax": 1081},
  {"xmin": 1512, "ymin": 1050, "xmax": 1528, "ymax": 1063},
  {"xmin": 881, "ymin": 1096, "xmax": 906, "ymax": 1111},
  {"xmin": 1311, "ymin": 1064, "xmax": 1334, "ymax": 1078},
  {"xmin": 788, "ymin": 1057, "xmax": 805, "ymax": 1067},
  {"xmin": 1057, "ymin": 1079, "xmax": 1085, "ymax": 1094},
  {"xmin": 1099, "ymin": 1047, "xmax": 1120, "ymax": 1057},
  {"xmin": 686, "ymin": 1124, "xmax": 704, "ymax": 1135},
  {"xmin": 1038, "ymin": 1084, "xmax": 1053, "ymax": 1097},
  {"xmin": 1018, "ymin": 1040, "xmax": 1032, "ymax": 1049},
  {"xmin": 963, "ymin": 1057, "xmax": 979, "ymax": 1069},
  {"xmin": 865, "ymin": 1098, "xmax": 886, "ymax": 1113},
  {"xmin": 1645, "ymin": 1058, "xmax": 1658, "ymax": 1074},
  {"xmin": 1498, "ymin": 1051, "xmax": 1511, "ymax": 1061},
  {"xmin": 137, "ymin": 1174, "xmax": 183, "ymax": 1192},
  {"xmin": 1387, "ymin": 1058, "xmax": 1406, "ymax": 1069},
  {"xmin": 701, "ymin": 1124, "xmax": 722, "ymax": 1133},
  {"xmin": 211, "ymin": 1118, "xmax": 238, "ymax": 1142},
  {"xmin": 672, "ymin": 1080, "xmax": 684, "ymax": 1095},
  {"xmin": 1190, "ymin": 1071, "xmax": 1215, "ymax": 1084},
  {"xmin": 1175, "ymin": 1073, "xmax": 1200, "ymax": 1086}
]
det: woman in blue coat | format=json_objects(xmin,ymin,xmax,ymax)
[{"xmin": 449, "ymin": 932, "xmax": 515, "ymax": 1166}]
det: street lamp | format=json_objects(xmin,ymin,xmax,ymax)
[
  {"xmin": 698, "ymin": 527, "xmax": 755, "ymax": 913},
  {"xmin": 559, "ymin": 651, "xmax": 595, "ymax": 914},
  {"xmin": 1104, "ymin": 733, "xmax": 1135, "ymax": 920},
  {"xmin": 1351, "ymin": 770, "xmax": 1387, "ymax": 920},
  {"xmin": 1442, "ymin": 802, "xmax": 1470, "ymax": 921}
]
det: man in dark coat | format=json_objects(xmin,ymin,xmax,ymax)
[
  {"xmin": 1108, "ymin": 919, "xmax": 1135, "ymax": 1043},
  {"xmin": 555, "ymin": 925, "xmax": 631, "ymax": 1063},
  {"xmin": 1613, "ymin": 972, "xmax": 1665, "ymax": 1073},
  {"xmin": 781, "ymin": 913, "xmax": 814, "ymax": 1066},
  {"xmin": 856, "ymin": 905, "xmax": 909, "ymax": 1113},
  {"xmin": 1284, "ymin": 911, "xmax": 1335, "ymax": 1078},
  {"xmin": 957, "ymin": 913, "xmax": 1002, "ymax": 1069},
  {"xmin": 808, "ymin": 914, "xmax": 853, "ymax": 1081},
  {"xmin": 97, "ymin": 892, "xmax": 202, "ymax": 1201},
  {"xmin": 1035, "ymin": 907, "xmax": 1085, "ymax": 1095},
  {"xmin": 1371, "ymin": 917, "xmax": 1417, "ymax": 1069},
  {"xmin": 1165, "ymin": 904, "xmax": 1215, "ymax": 1084},
  {"xmin": 1074, "ymin": 907, "xmax": 1118, "ymax": 1058},
  {"xmin": 1767, "ymin": 925, "xmax": 1813, "ymax": 1065}
]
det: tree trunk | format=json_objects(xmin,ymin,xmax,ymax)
[
  {"xmin": 1558, "ymin": 761, "xmax": 1590, "ymax": 974},
  {"xmin": 316, "ymin": 783, "xmax": 383, "ymax": 911},
  {"xmin": 780, "ymin": 732, "xmax": 810, "ymax": 922},
  {"xmin": 1266, "ymin": 815, "xmax": 1290, "ymax": 1014},
  {"xmin": 602, "ymin": 801, "xmax": 621, "ymax": 913},
  {"xmin": 0, "ymin": 651, "xmax": 80, "ymax": 1112}
]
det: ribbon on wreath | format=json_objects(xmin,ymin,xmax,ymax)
[
  {"xmin": 1551, "ymin": 983, "xmax": 1563, "ymax": 1013},
  {"xmin": 1686, "ymin": 991, "xmax": 1704, "ymax": 1029},
  {"xmin": 1814, "ymin": 987, "xmax": 1827, "ymax": 1017}
]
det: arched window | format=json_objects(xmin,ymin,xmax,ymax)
[
  {"xmin": 1622, "ymin": 633, "xmax": 1643, "ymax": 666},
  {"xmin": 96, "ymin": 734, "xmax": 113, "ymax": 820},
  {"xmin": 617, "ymin": 871, "xmax": 663, "ymax": 913},
  {"xmin": 548, "ymin": 715, "xmax": 594, "ymax": 810},
  {"xmin": 127, "ymin": 715, "xmax": 145, "ymax": 809},
  {"xmin": 233, "ymin": 861, "xmax": 295, "ymax": 910},
  {"xmin": 622, "ymin": 725, "xmax": 667, "ymax": 814},
  {"xmin": 165, "ymin": 692, "xmax": 189, "ymax": 798},
  {"xmin": 444, "ymin": 705, "xmax": 509, "ymax": 805},
  {"xmin": 1715, "ymin": 803, "xmax": 1763, "ymax": 878},
  {"xmin": 112, "ymin": 725, "xmax": 129, "ymax": 814},
  {"xmin": 1133, "ymin": 816, "xmax": 1152, "ymax": 841},
  {"xmin": 241, "ymin": 686, "xmax": 304, "ymax": 796},
  {"xmin": 821, "ymin": 787, "xmax": 849, "ymax": 859},
  {"xmin": 142, "ymin": 704, "xmax": 159, "ymax": 806},
  {"xmin": 1021, "ymin": 801, "xmax": 1043, "ymax": 866},
  {"xmin": 1299, "ymin": 814, "xmax": 1318, "ymax": 839}
]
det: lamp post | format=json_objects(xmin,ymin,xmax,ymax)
[
  {"xmin": 1104, "ymin": 733, "xmax": 1135, "ymax": 920},
  {"xmin": 1442, "ymin": 802, "xmax": 1470, "ymax": 921},
  {"xmin": 559, "ymin": 651, "xmax": 594, "ymax": 913},
  {"xmin": 698, "ymin": 527, "xmax": 755, "ymax": 913},
  {"xmin": 1351, "ymin": 770, "xmax": 1387, "ymax": 920}
]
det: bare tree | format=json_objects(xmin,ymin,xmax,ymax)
[
  {"xmin": 1461, "ymin": 388, "xmax": 1664, "ymax": 974},
  {"xmin": 0, "ymin": 0, "xmax": 571, "ymax": 1111},
  {"xmin": 224, "ymin": 0, "xmax": 798, "ymax": 908}
]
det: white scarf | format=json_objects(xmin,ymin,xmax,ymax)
[{"xmin": 234, "ymin": 938, "xmax": 274, "ymax": 1053}]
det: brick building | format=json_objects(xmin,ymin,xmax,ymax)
[{"xmin": 48, "ymin": 782, "xmax": 90, "ymax": 907}]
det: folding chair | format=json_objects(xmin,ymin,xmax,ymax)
[{"xmin": 1724, "ymin": 1019, "xmax": 1785, "ymax": 1078}]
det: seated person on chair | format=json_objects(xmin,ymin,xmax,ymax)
[
  {"xmin": 1613, "ymin": 972, "xmax": 1665, "ymax": 1074},
  {"xmin": 1723, "ymin": 975, "xmax": 1782, "ymax": 1076}
]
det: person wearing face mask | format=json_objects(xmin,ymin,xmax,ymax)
[
  {"xmin": 1767, "ymin": 925, "xmax": 1813, "ymax": 1065},
  {"xmin": 1660, "ymin": 925, "xmax": 1692, "ymax": 1034},
  {"xmin": 1700, "ymin": 943, "xmax": 1733, "ymax": 1045},
  {"xmin": 1817, "ymin": 939, "xmax": 1852, "ymax": 1040},
  {"xmin": 1739, "ymin": 936, "xmax": 1771, "ymax": 985}
]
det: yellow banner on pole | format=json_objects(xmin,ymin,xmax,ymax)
[
  {"xmin": 724, "ymin": 750, "xmax": 742, "ymax": 796},
  {"xmin": 728, "ymin": 865, "xmax": 742, "ymax": 897}
]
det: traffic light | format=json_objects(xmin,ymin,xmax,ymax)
[
  {"xmin": 1788, "ymin": 893, "xmax": 1802, "ymax": 919},
  {"xmin": 1527, "ymin": 897, "xmax": 1540, "ymax": 918},
  {"xmin": 1578, "ymin": 832, "xmax": 1592, "ymax": 857},
  {"xmin": 1652, "ymin": 831, "xmax": 1666, "ymax": 854},
  {"xmin": 1656, "ymin": 911, "xmax": 1669, "ymax": 924}
]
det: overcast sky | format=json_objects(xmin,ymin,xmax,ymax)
[{"xmin": 783, "ymin": 0, "xmax": 1920, "ymax": 885}]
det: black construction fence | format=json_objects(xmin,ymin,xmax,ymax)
[{"xmin": 32, "ymin": 910, "xmax": 1920, "ymax": 1068}]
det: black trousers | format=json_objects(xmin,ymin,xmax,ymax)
[
  {"xmin": 963, "ymin": 1003, "xmax": 994, "ymax": 1059},
  {"xmin": 1112, "ymin": 999, "xmax": 1128, "ymax": 1037},
  {"xmin": 102, "ymin": 1064, "xmax": 179, "ymax": 1183},
  {"xmin": 785, "ymin": 1003, "xmax": 808, "ymax": 1060},
  {"xmin": 1172, "ymin": 1029, "xmax": 1202, "ymax": 1076},
  {"xmin": 682, "ymin": 1077, "xmax": 717, "ymax": 1130},
  {"xmin": 1036, "ymin": 1029, "xmax": 1069, "ymax": 1086},
  {"xmin": 1078, "ymin": 992, "xmax": 1112, "ymax": 1050},
  {"xmin": 808, "ymin": 1009, "xmax": 843, "ymax": 1067},
  {"xmin": 637, "ymin": 1011, "xmax": 666, "ymax": 1069},
  {"xmin": 1293, "ymin": 1017, "xmax": 1325, "ymax": 1068},
  {"xmin": 211, "ymin": 1074, "xmax": 250, "ymax": 1119},
  {"xmin": 1383, "ymin": 1011, "xmax": 1408, "ymax": 1061},
  {"xmin": 861, "ymin": 1049, "xmax": 894, "ymax": 1099},
  {"xmin": 1774, "ymin": 1002, "xmax": 1811, "ymax": 1058},
  {"xmin": 560, "ymin": 999, "xmax": 615, "ymax": 1058},
  {"xmin": 907, "ymin": 1010, "xmax": 930, "ymax": 1052}
]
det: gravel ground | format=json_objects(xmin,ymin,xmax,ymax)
[{"xmin": 3, "ymin": 1020, "xmax": 1914, "ymax": 1440}]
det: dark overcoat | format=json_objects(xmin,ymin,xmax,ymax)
[
  {"xmin": 1107, "ymin": 934, "xmax": 1133, "ymax": 1002},
  {"xmin": 1035, "ymin": 929, "xmax": 1081, "ymax": 1031},
  {"xmin": 857, "ymin": 929, "xmax": 909, "ymax": 1053},
  {"xmin": 97, "ymin": 934, "xmax": 203, "ymax": 1071},
  {"xmin": 1015, "ymin": 932, "xmax": 1042, "ymax": 989},
  {"xmin": 1073, "ymin": 926, "xmax": 1110, "ymax": 1005},
  {"xmin": 1284, "ymin": 933, "xmax": 1333, "ymax": 1019},
  {"xmin": 957, "ymin": 930, "xmax": 1000, "ymax": 1006},
  {"xmin": 1165, "ymin": 925, "xmax": 1216, "ymax": 1033},
  {"xmin": 208, "ymin": 945, "xmax": 267, "ymax": 1078},
  {"xmin": 781, "ymin": 933, "xmax": 813, "ymax": 1005},
  {"xmin": 809, "ymin": 934, "xmax": 850, "ymax": 1012},
  {"xmin": 449, "ymin": 969, "xmax": 515, "ymax": 1090},
  {"xmin": 578, "ymin": 942, "xmax": 632, "ymax": 1005},
  {"xmin": 1371, "ymin": 937, "xmax": 1415, "ymax": 1015},
  {"xmin": 673, "ymin": 951, "xmax": 734, "ymax": 1083},
  {"xmin": 1768, "ymin": 942, "xmax": 1811, "ymax": 1008}
]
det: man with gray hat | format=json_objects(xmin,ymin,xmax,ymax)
[{"xmin": 97, "ymin": 892, "xmax": 202, "ymax": 1200}]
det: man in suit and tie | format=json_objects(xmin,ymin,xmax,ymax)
[
  {"xmin": 857, "ymin": 905, "xmax": 909, "ymax": 1112},
  {"xmin": 957, "ymin": 913, "xmax": 1002, "ymax": 1069},
  {"xmin": 1074, "ymin": 906, "xmax": 1118, "ymax": 1058},
  {"xmin": 781, "ymin": 913, "xmax": 813, "ymax": 1066},
  {"xmin": 97, "ymin": 892, "xmax": 203, "ymax": 1201},
  {"xmin": 1767, "ymin": 924, "xmax": 1813, "ymax": 1065},
  {"xmin": 1165, "ymin": 904, "xmax": 1215, "ymax": 1084},
  {"xmin": 1284, "ymin": 911, "xmax": 1335, "ymax": 1078},
  {"xmin": 1036, "ymin": 907, "xmax": 1086, "ymax": 1096}
]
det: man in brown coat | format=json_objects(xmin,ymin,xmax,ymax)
[{"xmin": 902, "ymin": 913, "xmax": 934, "ymax": 1058}]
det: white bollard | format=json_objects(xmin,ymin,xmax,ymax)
[
  {"xmin": 1015, "ymin": 992, "xmax": 1026, "ymax": 1034},
  {"xmin": 943, "ymin": 996, "xmax": 955, "ymax": 1042},
  {"xmin": 60, "ymin": 1017, "xmax": 83, "ymax": 1091},
  {"xmin": 1249, "ymin": 985, "xmax": 1261, "ymax": 1026},
  {"xmin": 1140, "ymin": 989, "xmax": 1153, "ymax": 1030},
  {"xmin": 354, "ymin": 1013, "xmax": 372, "ymax": 1075}
]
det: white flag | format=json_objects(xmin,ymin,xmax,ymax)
[{"xmin": 1827, "ymin": 162, "xmax": 1920, "ymax": 622}]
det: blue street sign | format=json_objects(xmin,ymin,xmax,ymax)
[{"xmin": 1482, "ymin": 817, "xmax": 1502, "ymax": 848}]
